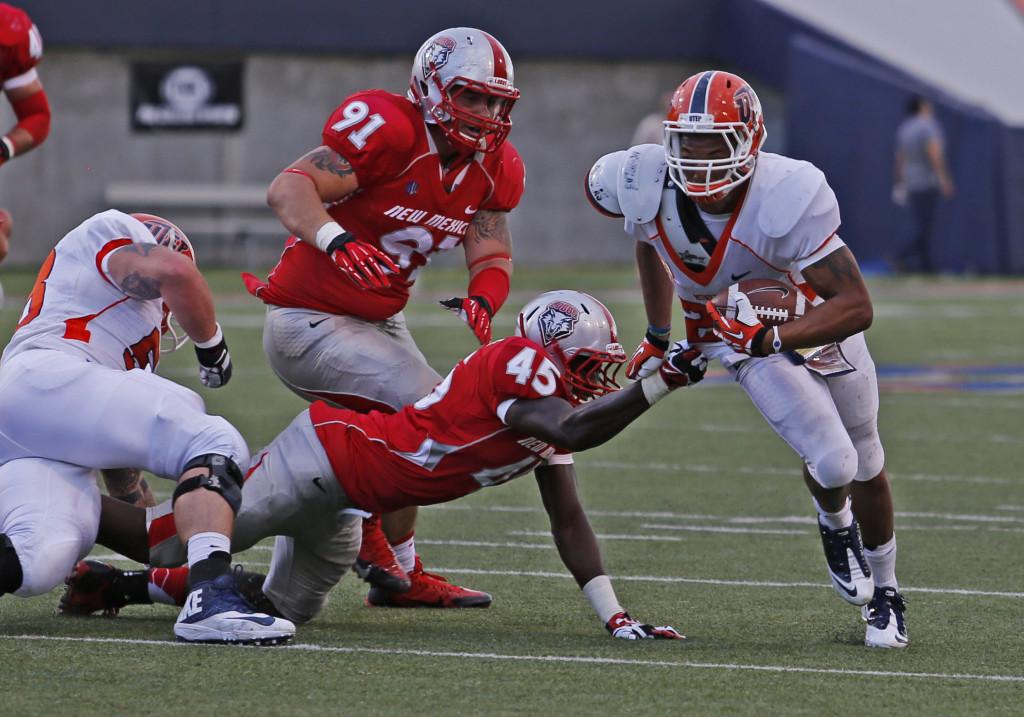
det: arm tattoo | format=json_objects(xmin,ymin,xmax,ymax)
[
  {"xmin": 120, "ymin": 272, "xmax": 162, "ymax": 300},
  {"xmin": 309, "ymin": 148, "xmax": 355, "ymax": 179},
  {"xmin": 804, "ymin": 247, "xmax": 863, "ymax": 297},
  {"xmin": 468, "ymin": 210, "xmax": 511, "ymax": 248}
]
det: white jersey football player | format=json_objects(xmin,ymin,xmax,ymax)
[
  {"xmin": 586, "ymin": 71, "xmax": 906, "ymax": 648},
  {"xmin": 0, "ymin": 209, "xmax": 294, "ymax": 644}
]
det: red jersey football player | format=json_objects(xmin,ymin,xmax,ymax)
[
  {"xmin": 0, "ymin": 3, "xmax": 49, "ymax": 170},
  {"xmin": 62, "ymin": 291, "xmax": 709, "ymax": 639},
  {"xmin": 242, "ymin": 27, "xmax": 524, "ymax": 606}
]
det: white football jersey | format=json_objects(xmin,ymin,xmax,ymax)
[
  {"xmin": 3, "ymin": 210, "xmax": 165, "ymax": 371},
  {"xmin": 588, "ymin": 146, "xmax": 844, "ymax": 367}
]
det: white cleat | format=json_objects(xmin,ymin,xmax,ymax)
[
  {"xmin": 174, "ymin": 573, "xmax": 295, "ymax": 645},
  {"xmin": 817, "ymin": 518, "xmax": 874, "ymax": 606},
  {"xmin": 863, "ymin": 586, "xmax": 908, "ymax": 648}
]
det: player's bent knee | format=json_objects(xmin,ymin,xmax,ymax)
[
  {"xmin": 850, "ymin": 426, "xmax": 885, "ymax": 482},
  {"xmin": 172, "ymin": 454, "xmax": 244, "ymax": 515},
  {"xmin": 810, "ymin": 445, "xmax": 858, "ymax": 489}
]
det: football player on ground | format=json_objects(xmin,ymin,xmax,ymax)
[
  {"xmin": 62, "ymin": 291, "xmax": 707, "ymax": 639},
  {"xmin": 586, "ymin": 71, "xmax": 907, "ymax": 648},
  {"xmin": 0, "ymin": 210, "xmax": 294, "ymax": 645},
  {"xmin": 242, "ymin": 27, "xmax": 524, "ymax": 607}
]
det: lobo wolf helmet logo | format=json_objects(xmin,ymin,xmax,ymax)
[
  {"xmin": 538, "ymin": 301, "xmax": 580, "ymax": 346},
  {"xmin": 422, "ymin": 36, "xmax": 456, "ymax": 78}
]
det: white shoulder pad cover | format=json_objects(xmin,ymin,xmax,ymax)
[
  {"xmin": 586, "ymin": 150, "xmax": 627, "ymax": 216},
  {"xmin": 757, "ymin": 163, "xmax": 838, "ymax": 239},
  {"xmin": 618, "ymin": 143, "xmax": 666, "ymax": 225}
]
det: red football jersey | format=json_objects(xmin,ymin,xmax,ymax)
[
  {"xmin": 309, "ymin": 337, "xmax": 572, "ymax": 514},
  {"xmin": 0, "ymin": 4, "xmax": 41, "ymax": 86},
  {"xmin": 247, "ymin": 90, "xmax": 526, "ymax": 321}
]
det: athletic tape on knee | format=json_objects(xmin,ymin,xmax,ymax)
[{"xmin": 172, "ymin": 454, "xmax": 243, "ymax": 514}]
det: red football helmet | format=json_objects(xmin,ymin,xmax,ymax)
[
  {"xmin": 515, "ymin": 290, "xmax": 627, "ymax": 405},
  {"xmin": 663, "ymin": 71, "xmax": 766, "ymax": 199},
  {"xmin": 409, "ymin": 27, "xmax": 520, "ymax": 154}
]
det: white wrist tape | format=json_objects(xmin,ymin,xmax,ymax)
[
  {"xmin": 640, "ymin": 372, "xmax": 671, "ymax": 406},
  {"xmin": 194, "ymin": 323, "xmax": 223, "ymax": 349},
  {"xmin": 314, "ymin": 221, "xmax": 345, "ymax": 253},
  {"xmin": 1, "ymin": 136, "xmax": 14, "ymax": 160},
  {"xmin": 582, "ymin": 575, "xmax": 623, "ymax": 623}
]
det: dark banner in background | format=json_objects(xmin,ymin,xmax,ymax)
[{"xmin": 131, "ymin": 62, "xmax": 243, "ymax": 131}]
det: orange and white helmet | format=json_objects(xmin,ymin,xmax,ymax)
[
  {"xmin": 131, "ymin": 212, "xmax": 195, "ymax": 352},
  {"xmin": 663, "ymin": 70, "xmax": 766, "ymax": 198},
  {"xmin": 409, "ymin": 27, "xmax": 519, "ymax": 154},
  {"xmin": 515, "ymin": 290, "xmax": 626, "ymax": 404}
]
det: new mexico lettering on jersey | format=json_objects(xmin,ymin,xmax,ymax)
[
  {"xmin": 2, "ymin": 210, "xmax": 165, "ymax": 371},
  {"xmin": 309, "ymin": 337, "xmax": 572, "ymax": 514},
  {"xmin": 248, "ymin": 89, "xmax": 525, "ymax": 322}
]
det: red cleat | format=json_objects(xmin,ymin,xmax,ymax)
[
  {"xmin": 366, "ymin": 557, "xmax": 492, "ymax": 608},
  {"xmin": 353, "ymin": 515, "xmax": 411, "ymax": 593},
  {"xmin": 58, "ymin": 560, "xmax": 127, "ymax": 616}
]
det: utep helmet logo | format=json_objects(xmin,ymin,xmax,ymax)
[
  {"xmin": 733, "ymin": 85, "xmax": 758, "ymax": 124},
  {"xmin": 423, "ymin": 37, "xmax": 456, "ymax": 78},
  {"xmin": 538, "ymin": 301, "xmax": 580, "ymax": 346}
]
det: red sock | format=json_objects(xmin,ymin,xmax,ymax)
[{"xmin": 148, "ymin": 566, "xmax": 190, "ymax": 606}]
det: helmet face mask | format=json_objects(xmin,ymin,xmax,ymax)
[
  {"xmin": 410, "ymin": 28, "xmax": 520, "ymax": 154},
  {"xmin": 515, "ymin": 290, "xmax": 627, "ymax": 405},
  {"xmin": 663, "ymin": 70, "xmax": 766, "ymax": 200}
]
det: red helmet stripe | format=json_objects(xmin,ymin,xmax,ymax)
[{"xmin": 481, "ymin": 31, "xmax": 508, "ymax": 80}]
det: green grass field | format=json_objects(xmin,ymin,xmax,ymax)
[{"xmin": 1, "ymin": 266, "xmax": 1022, "ymax": 716}]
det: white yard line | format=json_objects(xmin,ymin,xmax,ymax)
[{"xmin": 2, "ymin": 634, "xmax": 1021, "ymax": 684}]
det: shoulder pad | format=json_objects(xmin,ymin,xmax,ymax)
[
  {"xmin": 757, "ymin": 163, "xmax": 831, "ymax": 239},
  {"xmin": 618, "ymin": 144, "xmax": 667, "ymax": 225},
  {"xmin": 586, "ymin": 150, "xmax": 627, "ymax": 216}
]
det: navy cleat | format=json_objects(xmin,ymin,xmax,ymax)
[
  {"xmin": 862, "ymin": 586, "xmax": 908, "ymax": 648},
  {"xmin": 173, "ymin": 572, "xmax": 295, "ymax": 645},
  {"xmin": 818, "ymin": 518, "xmax": 873, "ymax": 605}
]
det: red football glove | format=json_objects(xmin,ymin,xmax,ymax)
[
  {"xmin": 606, "ymin": 611, "xmax": 685, "ymax": 640},
  {"xmin": 440, "ymin": 295, "xmax": 493, "ymax": 344},
  {"xmin": 626, "ymin": 330, "xmax": 670, "ymax": 379},
  {"xmin": 327, "ymin": 234, "xmax": 399, "ymax": 290},
  {"xmin": 657, "ymin": 341, "xmax": 708, "ymax": 388},
  {"xmin": 705, "ymin": 292, "xmax": 771, "ymax": 357}
]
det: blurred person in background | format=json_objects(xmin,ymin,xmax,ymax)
[
  {"xmin": 243, "ymin": 27, "xmax": 523, "ymax": 608},
  {"xmin": 891, "ymin": 95, "xmax": 955, "ymax": 273},
  {"xmin": 630, "ymin": 90, "xmax": 674, "ymax": 146}
]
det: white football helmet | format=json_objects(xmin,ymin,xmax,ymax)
[
  {"xmin": 409, "ymin": 27, "xmax": 519, "ymax": 154},
  {"xmin": 515, "ymin": 290, "xmax": 627, "ymax": 404},
  {"xmin": 131, "ymin": 212, "xmax": 195, "ymax": 353}
]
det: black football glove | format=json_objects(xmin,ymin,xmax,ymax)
[{"xmin": 195, "ymin": 334, "xmax": 232, "ymax": 388}]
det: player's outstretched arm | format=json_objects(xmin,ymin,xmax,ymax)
[
  {"xmin": 1, "ymin": 80, "xmax": 50, "ymax": 165},
  {"xmin": 777, "ymin": 246, "xmax": 873, "ymax": 351},
  {"xmin": 107, "ymin": 243, "xmax": 217, "ymax": 342},
  {"xmin": 504, "ymin": 344, "xmax": 707, "ymax": 452},
  {"xmin": 535, "ymin": 464, "xmax": 684, "ymax": 640},
  {"xmin": 626, "ymin": 242, "xmax": 677, "ymax": 379}
]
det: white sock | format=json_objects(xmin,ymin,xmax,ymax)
[
  {"xmin": 391, "ymin": 534, "xmax": 416, "ymax": 573},
  {"xmin": 186, "ymin": 531, "xmax": 231, "ymax": 568},
  {"xmin": 814, "ymin": 496, "xmax": 854, "ymax": 530},
  {"xmin": 864, "ymin": 535, "xmax": 898, "ymax": 590},
  {"xmin": 582, "ymin": 575, "xmax": 624, "ymax": 623}
]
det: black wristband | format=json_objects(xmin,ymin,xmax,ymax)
[
  {"xmin": 194, "ymin": 338, "xmax": 228, "ymax": 366},
  {"xmin": 644, "ymin": 330, "xmax": 670, "ymax": 352},
  {"xmin": 750, "ymin": 326, "xmax": 772, "ymax": 358},
  {"xmin": 469, "ymin": 295, "xmax": 494, "ymax": 317},
  {"xmin": 0, "ymin": 139, "xmax": 10, "ymax": 161},
  {"xmin": 324, "ymin": 231, "xmax": 355, "ymax": 254}
]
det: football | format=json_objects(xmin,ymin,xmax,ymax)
[{"xmin": 711, "ymin": 279, "xmax": 809, "ymax": 326}]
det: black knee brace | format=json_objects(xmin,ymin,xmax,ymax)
[
  {"xmin": 0, "ymin": 533, "xmax": 23, "ymax": 596},
  {"xmin": 172, "ymin": 454, "xmax": 244, "ymax": 515}
]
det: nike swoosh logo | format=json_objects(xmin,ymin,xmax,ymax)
[
  {"xmin": 308, "ymin": 317, "xmax": 330, "ymax": 328},
  {"xmin": 720, "ymin": 328, "xmax": 747, "ymax": 341},
  {"xmin": 730, "ymin": 271, "xmax": 752, "ymax": 281},
  {"xmin": 464, "ymin": 206, "xmax": 478, "ymax": 215},
  {"xmin": 312, "ymin": 476, "xmax": 327, "ymax": 494},
  {"xmin": 831, "ymin": 576, "xmax": 860, "ymax": 597},
  {"xmin": 227, "ymin": 615, "xmax": 278, "ymax": 626}
]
